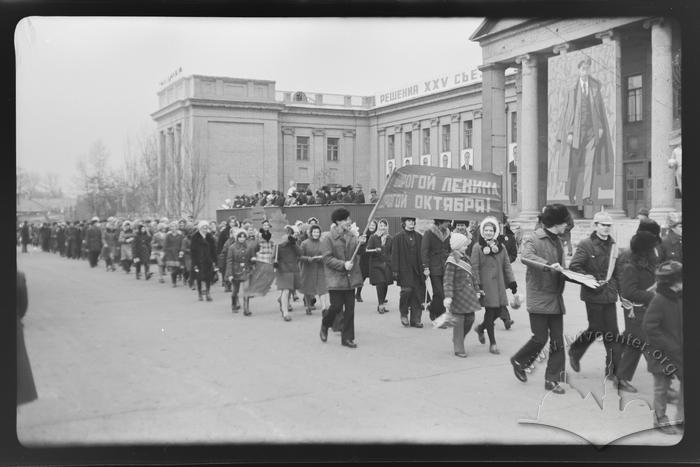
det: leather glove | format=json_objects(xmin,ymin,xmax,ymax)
[{"xmin": 508, "ymin": 281, "xmax": 517, "ymax": 294}]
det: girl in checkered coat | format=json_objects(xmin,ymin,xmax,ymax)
[{"xmin": 443, "ymin": 231, "xmax": 482, "ymax": 358}]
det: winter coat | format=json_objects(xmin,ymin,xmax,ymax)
[
  {"xmin": 367, "ymin": 233, "xmax": 393, "ymax": 285},
  {"xmin": 443, "ymin": 252, "xmax": 481, "ymax": 315},
  {"xmin": 643, "ymin": 284, "xmax": 683, "ymax": 377},
  {"xmin": 21, "ymin": 224, "xmax": 30, "ymax": 244},
  {"xmin": 181, "ymin": 235, "xmax": 192, "ymax": 270},
  {"xmin": 276, "ymin": 238, "xmax": 302, "ymax": 273},
  {"xmin": 420, "ymin": 225, "xmax": 451, "ymax": 276},
  {"xmin": 391, "ymin": 229, "xmax": 424, "ymax": 290},
  {"xmin": 131, "ymin": 231, "xmax": 152, "ymax": 262},
  {"xmin": 118, "ymin": 229, "xmax": 135, "ymax": 260},
  {"xmin": 660, "ymin": 230, "xmax": 682, "ymax": 263},
  {"xmin": 218, "ymin": 237, "xmax": 235, "ymax": 273},
  {"xmin": 151, "ymin": 231, "xmax": 167, "ymax": 256},
  {"xmin": 299, "ymin": 237, "xmax": 328, "ymax": 295},
  {"xmin": 568, "ymin": 232, "xmax": 622, "ymax": 304},
  {"xmin": 321, "ymin": 225, "xmax": 363, "ymax": 290},
  {"xmin": 225, "ymin": 240, "xmax": 256, "ymax": 282},
  {"xmin": 163, "ymin": 231, "xmax": 184, "ymax": 266},
  {"xmin": 620, "ymin": 252, "xmax": 657, "ymax": 309},
  {"xmin": 190, "ymin": 231, "xmax": 217, "ymax": 281},
  {"xmin": 16, "ymin": 271, "xmax": 37, "ymax": 405},
  {"xmin": 520, "ymin": 228, "xmax": 566, "ymax": 315},
  {"xmin": 216, "ymin": 226, "xmax": 231, "ymax": 255},
  {"xmin": 470, "ymin": 238, "xmax": 515, "ymax": 308},
  {"xmin": 85, "ymin": 225, "xmax": 103, "ymax": 252},
  {"xmin": 500, "ymin": 225, "xmax": 518, "ymax": 263}
]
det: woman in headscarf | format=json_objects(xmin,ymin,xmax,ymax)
[
  {"xmin": 299, "ymin": 224, "xmax": 328, "ymax": 315},
  {"xmin": 191, "ymin": 220, "xmax": 218, "ymax": 302},
  {"xmin": 274, "ymin": 225, "xmax": 302, "ymax": 321},
  {"xmin": 470, "ymin": 216, "xmax": 517, "ymax": 355},
  {"xmin": 366, "ymin": 219, "xmax": 393, "ymax": 314},
  {"xmin": 242, "ymin": 219, "xmax": 276, "ymax": 315},
  {"xmin": 355, "ymin": 220, "xmax": 377, "ymax": 303},
  {"xmin": 163, "ymin": 221, "xmax": 185, "ymax": 287},
  {"xmin": 226, "ymin": 229, "xmax": 256, "ymax": 313},
  {"xmin": 151, "ymin": 223, "xmax": 168, "ymax": 283}
]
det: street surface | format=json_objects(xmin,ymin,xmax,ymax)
[{"xmin": 16, "ymin": 246, "xmax": 680, "ymax": 446}]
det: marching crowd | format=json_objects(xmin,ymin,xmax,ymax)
[{"xmin": 17, "ymin": 205, "xmax": 683, "ymax": 434}]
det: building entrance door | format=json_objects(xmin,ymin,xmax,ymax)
[{"xmin": 624, "ymin": 162, "xmax": 648, "ymax": 218}]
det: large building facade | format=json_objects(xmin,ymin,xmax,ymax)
[{"xmin": 152, "ymin": 17, "xmax": 681, "ymax": 224}]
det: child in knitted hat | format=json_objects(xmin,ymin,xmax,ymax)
[{"xmin": 439, "ymin": 231, "xmax": 482, "ymax": 358}]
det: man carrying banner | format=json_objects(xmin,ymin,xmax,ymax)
[
  {"xmin": 567, "ymin": 211, "xmax": 624, "ymax": 379},
  {"xmin": 421, "ymin": 218, "xmax": 452, "ymax": 321},
  {"xmin": 392, "ymin": 216, "xmax": 426, "ymax": 328}
]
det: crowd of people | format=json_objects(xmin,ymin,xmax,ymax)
[
  {"xmin": 219, "ymin": 183, "xmax": 379, "ymax": 209},
  {"xmin": 17, "ymin": 207, "xmax": 683, "ymax": 435}
]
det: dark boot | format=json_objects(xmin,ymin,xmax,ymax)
[
  {"xmin": 243, "ymin": 297, "xmax": 251, "ymax": 316},
  {"xmin": 232, "ymin": 295, "xmax": 240, "ymax": 312},
  {"xmin": 355, "ymin": 287, "xmax": 363, "ymax": 302}
]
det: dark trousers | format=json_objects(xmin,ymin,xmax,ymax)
[
  {"xmin": 375, "ymin": 283, "xmax": 388, "ymax": 305},
  {"xmin": 88, "ymin": 250, "xmax": 100, "ymax": 267},
  {"xmin": 197, "ymin": 278, "xmax": 211, "ymax": 295},
  {"xmin": 21, "ymin": 242, "xmax": 28, "ymax": 253},
  {"xmin": 499, "ymin": 306, "xmax": 512, "ymax": 323},
  {"xmin": 399, "ymin": 286, "xmax": 422, "ymax": 325},
  {"xmin": 615, "ymin": 308, "xmax": 646, "ymax": 381},
  {"xmin": 322, "ymin": 289, "xmax": 355, "ymax": 342},
  {"xmin": 231, "ymin": 279, "xmax": 243, "ymax": 306},
  {"xmin": 477, "ymin": 307, "xmax": 500, "ymax": 344},
  {"xmin": 428, "ymin": 274, "xmax": 445, "ymax": 320},
  {"xmin": 512, "ymin": 313, "xmax": 566, "ymax": 383},
  {"xmin": 569, "ymin": 302, "xmax": 621, "ymax": 375},
  {"xmin": 134, "ymin": 261, "xmax": 150, "ymax": 276}
]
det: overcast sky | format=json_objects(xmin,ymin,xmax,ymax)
[{"xmin": 15, "ymin": 16, "xmax": 485, "ymax": 196}]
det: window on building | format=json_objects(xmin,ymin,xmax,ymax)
[
  {"xmin": 405, "ymin": 132, "xmax": 412, "ymax": 157},
  {"xmin": 422, "ymin": 128, "xmax": 430, "ymax": 154},
  {"xmin": 441, "ymin": 124, "xmax": 451, "ymax": 152},
  {"xmin": 327, "ymin": 137, "xmax": 339, "ymax": 161},
  {"xmin": 627, "ymin": 75, "xmax": 643, "ymax": 122},
  {"xmin": 511, "ymin": 111, "xmax": 517, "ymax": 142},
  {"xmin": 463, "ymin": 120, "xmax": 473, "ymax": 149},
  {"xmin": 388, "ymin": 134, "xmax": 395, "ymax": 159},
  {"xmin": 510, "ymin": 173, "xmax": 517, "ymax": 204},
  {"xmin": 296, "ymin": 136, "xmax": 309, "ymax": 160}
]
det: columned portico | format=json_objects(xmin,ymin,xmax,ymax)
[
  {"xmin": 515, "ymin": 54, "xmax": 540, "ymax": 221},
  {"xmin": 646, "ymin": 18, "xmax": 676, "ymax": 224},
  {"xmin": 478, "ymin": 63, "xmax": 507, "ymax": 175}
]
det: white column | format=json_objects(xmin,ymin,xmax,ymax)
[
  {"xmin": 646, "ymin": 18, "xmax": 676, "ymax": 223},
  {"xmin": 515, "ymin": 54, "xmax": 540, "ymax": 221}
]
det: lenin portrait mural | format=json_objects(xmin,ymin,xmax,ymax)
[{"xmin": 547, "ymin": 44, "xmax": 617, "ymax": 210}]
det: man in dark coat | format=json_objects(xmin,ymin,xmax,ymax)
[
  {"xmin": 85, "ymin": 217, "xmax": 103, "ymax": 267},
  {"xmin": 391, "ymin": 216, "xmax": 426, "ymax": 328},
  {"xmin": 643, "ymin": 260, "xmax": 683, "ymax": 435},
  {"xmin": 510, "ymin": 204, "xmax": 569, "ymax": 394},
  {"xmin": 353, "ymin": 184, "xmax": 365, "ymax": 204},
  {"xmin": 660, "ymin": 212, "xmax": 682, "ymax": 263},
  {"xmin": 421, "ymin": 219, "xmax": 451, "ymax": 321},
  {"xmin": 191, "ymin": 220, "xmax": 218, "ymax": 301}
]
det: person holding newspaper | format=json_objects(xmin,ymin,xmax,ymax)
[
  {"xmin": 510, "ymin": 204, "xmax": 570, "ymax": 394},
  {"xmin": 567, "ymin": 211, "xmax": 624, "ymax": 381}
]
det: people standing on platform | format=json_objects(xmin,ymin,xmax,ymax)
[
  {"xmin": 660, "ymin": 212, "xmax": 682, "ymax": 263},
  {"xmin": 85, "ymin": 217, "xmax": 103, "ymax": 268},
  {"xmin": 421, "ymin": 218, "xmax": 452, "ymax": 321},
  {"xmin": 353, "ymin": 184, "xmax": 365, "ymax": 204},
  {"xmin": 299, "ymin": 224, "xmax": 328, "ymax": 315},
  {"xmin": 319, "ymin": 208, "xmax": 366, "ymax": 348},
  {"xmin": 226, "ymin": 229, "xmax": 256, "ymax": 313},
  {"xmin": 567, "ymin": 211, "xmax": 624, "ymax": 379},
  {"xmin": 243, "ymin": 220, "xmax": 276, "ymax": 313},
  {"xmin": 368, "ymin": 188, "xmax": 379, "ymax": 204},
  {"xmin": 118, "ymin": 221, "xmax": 135, "ymax": 273},
  {"xmin": 643, "ymin": 260, "xmax": 683, "ymax": 435},
  {"xmin": 275, "ymin": 225, "xmax": 302, "ymax": 321},
  {"xmin": 510, "ymin": 204, "xmax": 569, "ymax": 394},
  {"xmin": 391, "ymin": 216, "xmax": 426, "ymax": 328},
  {"xmin": 614, "ymin": 229, "xmax": 661, "ymax": 393},
  {"xmin": 356, "ymin": 220, "xmax": 377, "ymax": 303},
  {"xmin": 132, "ymin": 222, "xmax": 153, "ymax": 280},
  {"xmin": 471, "ymin": 217, "xmax": 517, "ymax": 356},
  {"xmin": 191, "ymin": 220, "xmax": 218, "ymax": 302},
  {"xmin": 366, "ymin": 219, "xmax": 393, "ymax": 314},
  {"xmin": 442, "ymin": 232, "xmax": 481, "ymax": 358}
]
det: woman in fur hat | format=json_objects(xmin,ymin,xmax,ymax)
[
  {"xmin": 643, "ymin": 260, "xmax": 683, "ymax": 435},
  {"xmin": 443, "ymin": 231, "xmax": 482, "ymax": 357},
  {"xmin": 470, "ymin": 216, "xmax": 517, "ymax": 355},
  {"xmin": 614, "ymin": 230, "xmax": 662, "ymax": 393}
]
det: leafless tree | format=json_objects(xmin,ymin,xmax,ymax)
[{"xmin": 180, "ymin": 122, "xmax": 207, "ymax": 219}]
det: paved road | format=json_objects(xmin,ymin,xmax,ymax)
[{"xmin": 16, "ymin": 247, "xmax": 680, "ymax": 446}]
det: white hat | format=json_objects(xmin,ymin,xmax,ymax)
[
  {"xmin": 450, "ymin": 232, "xmax": 469, "ymax": 251},
  {"xmin": 197, "ymin": 220, "xmax": 209, "ymax": 229},
  {"xmin": 593, "ymin": 211, "xmax": 613, "ymax": 224},
  {"xmin": 479, "ymin": 216, "xmax": 501, "ymax": 239}
]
